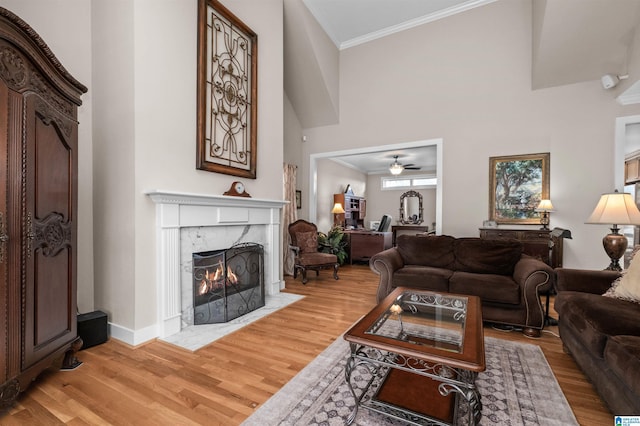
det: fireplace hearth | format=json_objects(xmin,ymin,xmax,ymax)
[{"xmin": 192, "ymin": 243, "xmax": 264, "ymax": 324}]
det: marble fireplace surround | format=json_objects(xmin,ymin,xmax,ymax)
[{"xmin": 146, "ymin": 190, "xmax": 287, "ymax": 339}]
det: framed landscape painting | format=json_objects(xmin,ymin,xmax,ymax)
[{"xmin": 489, "ymin": 153, "xmax": 550, "ymax": 224}]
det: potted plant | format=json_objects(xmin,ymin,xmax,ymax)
[{"xmin": 318, "ymin": 226, "xmax": 348, "ymax": 265}]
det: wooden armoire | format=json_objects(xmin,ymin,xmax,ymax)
[{"xmin": 0, "ymin": 8, "xmax": 86, "ymax": 410}]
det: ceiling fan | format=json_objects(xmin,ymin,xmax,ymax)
[{"xmin": 389, "ymin": 155, "xmax": 421, "ymax": 175}]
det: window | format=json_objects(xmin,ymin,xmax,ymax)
[{"xmin": 381, "ymin": 175, "xmax": 437, "ymax": 190}]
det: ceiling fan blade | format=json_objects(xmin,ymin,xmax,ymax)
[{"xmin": 404, "ymin": 166, "xmax": 421, "ymax": 170}]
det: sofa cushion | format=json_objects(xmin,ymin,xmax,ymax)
[
  {"xmin": 453, "ymin": 238, "xmax": 522, "ymax": 276},
  {"xmin": 604, "ymin": 335, "xmax": 640, "ymax": 397},
  {"xmin": 396, "ymin": 234, "xmax": 455, "ymax": 268},
  {"xmin": 392, "ymin": 265, "xmax": 452, "ymax": 293},
  {"xmin": 555, "ymin": 291, "xmax": 640, "ymax": 357},
  {"xmin": 449, "ymin": 271, "xmax": 520, "ymax": 305},
  {"xmin": 604, "ymin": 255, "xmax": 640, "ymax": 304}
]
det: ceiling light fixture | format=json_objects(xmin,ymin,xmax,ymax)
[{"xmin": 389, "ymin": 156, "xmax": 404, "ymax": 175}]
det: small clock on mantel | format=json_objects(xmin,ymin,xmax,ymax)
[{"xmin": 224, "ymin": 181, "xmax": 251, "ymax": 198}]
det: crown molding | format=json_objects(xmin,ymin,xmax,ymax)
[{"xmin": 340, "ymin": 0, "xmax": 498, "ymax": 50}]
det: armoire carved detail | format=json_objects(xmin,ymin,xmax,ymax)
[
  {"xmin": 0, "ymin": 46, "xmax": 26, "ymax": 87},
  {"xmin": 0, "ymin": 42, "xmax": 75, "ymax": 118},
  {"xmin": 31, "ymin": 213, "xmax": 72, "ymax": 257}
]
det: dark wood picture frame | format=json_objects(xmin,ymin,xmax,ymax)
[
  {"xmin": 295, "ymin": 190, "xmax": 301, "ymax": 209},
  {"xmin": 489, "ymin": 152, "xmax": 550, "ymax": 224},
  {"xmin": 196, "ymin": 0, "xmax": 258, "ymax": 178}
]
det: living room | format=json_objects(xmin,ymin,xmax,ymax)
[{"xmin": 1, "ymin": 0, "xmax": 640, "ymax": 424}]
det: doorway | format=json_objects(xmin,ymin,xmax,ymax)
[{"xmin": 308, "ymin": 138, "xmax": 443, "ymax": 234}]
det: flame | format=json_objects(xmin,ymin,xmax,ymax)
[
  {"xmin": 213, "ymin": 262, "xmax": 223, "ymax": 281},
  {"xmin": 198, "ymin": 279, "xmax": 208, "ymax": 296},
  {"xmin": 197, "ymin": 260, "xmax": 240, "ymax": 295},
  {"xmin": 227, "ymin": 267, "xmax": 238, "ymax": 284}
]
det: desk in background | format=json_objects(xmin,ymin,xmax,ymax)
[{"xmin": 344, "ymin": 230, "xmax": 392, "ymax": 264}]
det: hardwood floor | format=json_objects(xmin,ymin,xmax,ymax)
[{"xmin": 3, "ymin": 264, "xmax": 612, "ymax": 425}]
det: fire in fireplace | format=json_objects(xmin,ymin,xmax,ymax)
[{"xmin": 192, "ymin": 243, "xmax": 264, "ymax": 324}]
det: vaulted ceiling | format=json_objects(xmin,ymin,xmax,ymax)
[{"xmin": 283, "ymin": 0, "xmax": 640, "ymax": 173}]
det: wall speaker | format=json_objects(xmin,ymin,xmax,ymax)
[{"xmin": 77, "ymin": 310, "xmax": 108, "ymax": 350}]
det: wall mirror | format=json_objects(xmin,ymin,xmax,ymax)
[{"xmin": 399, "ymin": 190, "xmax": 423, "ymax": 224}]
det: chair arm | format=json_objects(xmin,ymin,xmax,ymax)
[
  {"xmin": 513, "ymin": 256, "xmax": 554, "ymax": 329},
  {"xmin": 554, "ymin": 267, "xmax": 620, "ymax": 295},
  {"xmin": 289, "ymin": 245, "xmax": 300, "ymax": 255},
  {"xmin": 369, "ymin": 248, "xmax": 404, "ymax": 303}
]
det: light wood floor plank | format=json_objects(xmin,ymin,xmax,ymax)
[{"xmin": 1, "ymin": 264, "xmax": 613, "ymax": 425}]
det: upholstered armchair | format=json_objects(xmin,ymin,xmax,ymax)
[{"xmin": 288, "ymin": 220, "xmax": 339, "ymax": 284}]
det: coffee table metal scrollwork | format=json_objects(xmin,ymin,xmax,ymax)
[{"xmin": 344, "ymin": 287, "xmax": 485, "ymax": 425}]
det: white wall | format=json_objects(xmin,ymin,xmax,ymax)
[
  {"xmin": 302, "ymin": 0, "xmax": 640, "ymax": 269},
  {"xmin": 92, "ymin": 0, "xmax": 136, "ymax": 329},
  {"xmin": 316, "ymin": 159, "xmax": 366, "ymax": 232},
  {"xmin": 0, "ymin": 0, "xmax": 95, "ymax": 312},
  {"xmin": 99, "ymin": 0, "xmax": 284, "ymax": 340}
]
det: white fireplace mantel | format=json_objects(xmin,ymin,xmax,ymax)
[{"xmin": 146, "ymin": 190, "xmax": 288, "ymax": 338}]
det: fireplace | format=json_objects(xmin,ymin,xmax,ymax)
[
  {"xmin": 146, "ymin": 190, "xmax": 286, "ymax": 340},
  {"xmin": 192, "ymin": 243, "xmax": 264, "ymax": 324}
]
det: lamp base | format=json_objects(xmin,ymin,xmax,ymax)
[
  {"xmin": 539, "ymin": 211, "xmax": 550, "ymax": 230},
  {"xmin": 603, "ymin": 227, "xmax": 627, "ymax": 271}
]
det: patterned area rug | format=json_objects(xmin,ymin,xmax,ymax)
[{"xmin": 242, "ymin": 336, "xmax": 578, "ymax": 425}]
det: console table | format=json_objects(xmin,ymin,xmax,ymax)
[
  {"xmin": 479, "ymin": 228, "xmax": 563, "ymax": 268},
  {"xmin": 391, "ymin": 225, "xmax": 430, "ymax": 245},
  {"xmin": 344, "ymin": 230, "xmax": 392, "ymax": 264}
]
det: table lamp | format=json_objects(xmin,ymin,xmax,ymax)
[
  {"xmin": 586, "ymin": 190, "xmax": 640, "ymax": 271},
  {"xmin": 535, "ymin": 199, "xmax": 555, "ymax": 230},
  {"xmin": 332, "ymin": 202, "xmax": 345, "ymax": 228}
]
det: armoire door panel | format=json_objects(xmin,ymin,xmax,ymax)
[
  {"xmin": 23, "ymin": 94, "xmax": 77, "ymax": 369},
  {"xmin": 29, "ymin": 97, "xmax": 74, "ymax": 220},
  {"xmin": 24, "ymin": 250, "xmax": 73, "ymax": 367}
]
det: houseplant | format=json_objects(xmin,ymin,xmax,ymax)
[{"xmin": 318, "ymin": 226, "xmax": 348, "ymax": 265}]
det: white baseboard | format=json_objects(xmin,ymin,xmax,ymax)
[{"xmin": 108, "ymin": 322, "xmax": 158, "ymax": 346}]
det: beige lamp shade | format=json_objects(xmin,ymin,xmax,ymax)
[
  {"xmin": 535, "ymin": 199, "xmax": 555, "ymax": 212},
  {"xmin": 586, "ymin": 191, "xmax": 640, "ymax": 225},
  {"xmin": 331, "ymin": 202, "xmax": 345, "ymax": 214},
  {"xmin": 587, "ymin": 191, "xmax": 640, "ymax": 271}
]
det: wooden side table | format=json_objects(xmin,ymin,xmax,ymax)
[{"xmin": 478, "ymin": 228, "xmax": 563, "ymax": 268}]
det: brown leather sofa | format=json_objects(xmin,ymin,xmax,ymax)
[
  {"xmin": 554, "ymin": 268, "xmax": 640, "ymax": 414},
  {"xmin": 369, "ymin": 234, "xmax": 554, "ymax": 337}
]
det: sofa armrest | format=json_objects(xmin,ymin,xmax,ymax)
[
  {"xmin": 554, "ymin": 268, "xmax": 620, "ymax": 295},
  {"xmin": 370, "ymin": 247, "xmax": 404, "ymax": 302},
  {"xmin": 513, "ymin": 255, "xmax": 554, "ymax": 329}
]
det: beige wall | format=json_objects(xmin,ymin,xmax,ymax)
[
  {"xmin": 302, "ymin": 0, "xmax": 640, "ymax": 269},
  {"xmin": 316, "ymin": 159, "xmax": 366, "ymax": 232},
  {"xmin": 1, "ymin": 0, "xmax": 95, "ymax": 312},
  {"xmin": 92, "ymin": 0, "xmax": 136, "ymax": 330}
]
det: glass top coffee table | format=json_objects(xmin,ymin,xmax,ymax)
[{"xmin": 343, "ymin": 287, "xmax": 485, "ymax": 425}]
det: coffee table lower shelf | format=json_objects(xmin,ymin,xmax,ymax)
[
  {"xmin": 346, "ymin": 351, "xmax": 480, "ymax": 426},
  {"xmin": 367, "ymin": 366, "xmax": 458, "ymax": 425}
]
